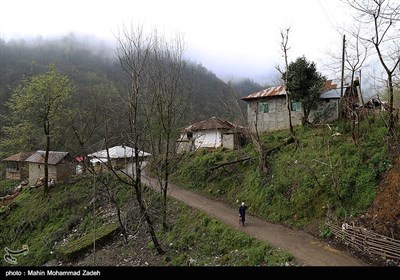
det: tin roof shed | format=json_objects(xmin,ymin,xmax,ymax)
[{"xmin": 25, "ymin": 151, "xmax": 70, "ymax": 165}]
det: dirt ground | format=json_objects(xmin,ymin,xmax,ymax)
[
  {"xmin": 356, "ymin": 158, "xmax": 400, "ymax": 240},
  {"xmin": 345, "ymin": 156, "xmax": 400, "ymax": 266}
]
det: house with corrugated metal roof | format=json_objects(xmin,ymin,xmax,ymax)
[
  {"xmin": 2, "ymin": 151, "xmax": 35, "ymax": 180},
  {"xmin": 176, "ymin": 117, "xmax": 246, "ymax": 153},
  {"xmin": 25, "ymin": 151, "xmax": 76, "ymax": 186},
  {"xmin": 88, "ymin": 145, "xmax": 151, "ymax": 172},
  {"xmin": 241, "ymin": 80, "xmax": 341, "ymax": 133}
]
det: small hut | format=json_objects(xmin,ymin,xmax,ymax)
[{"xmin": 2, "ymin": 151, "xmax": 35, "ymax": 180}]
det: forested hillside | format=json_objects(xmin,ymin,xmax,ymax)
[{"xmin": 0, "ymin": 34, "xmax": 262, "ymax": 158}]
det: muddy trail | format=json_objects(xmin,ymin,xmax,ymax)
[{"xmin": 141, "ymin": 175, "xmax": 365, "ymax": 266}]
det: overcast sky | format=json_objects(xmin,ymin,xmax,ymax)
[{"xmin": 1, "ymin": 0, "xmax": 353, "ymax": 84}]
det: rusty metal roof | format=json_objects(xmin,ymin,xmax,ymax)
[
  {"xmin": 242, "ymin": 80, "xmax": 338, "ymax": 101},
  {"xmin": 241, "ymin": 85, "xmax": 286, "ymax": 101},
  {"xmin": 25, "ymin": 150, "xmax": 70, "ymax": 165},
  {"xmin": 181, "ymin": 117, "xmax": 242, "ymax": 132},
  {"xmin": 324, "ymin": 79, "xmax": 337, "ymax": 90},
  {"xmin": 2, "ymin": 151, "xmax": 35, "ymax": 162}
]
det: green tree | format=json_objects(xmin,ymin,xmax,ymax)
[
  {"xmin": 2, "ymin": 64, "xmax": 73, "ymax": 192},
  {"xmin": 284, "ymin": 56, "xmax": 326, "ymax": 125}
]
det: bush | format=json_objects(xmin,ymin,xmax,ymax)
[
  {"xmin": 0, "ymin": 179, "xmax": 19, "ymax": 197},
  {"xmin": 319, "ymin": 223, "xmax": 333, "ymax": 238}
]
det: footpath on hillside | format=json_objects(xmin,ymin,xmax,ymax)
[{"xmin": 141, "ymin": 174, "xmax": 365, "ymax": 266}]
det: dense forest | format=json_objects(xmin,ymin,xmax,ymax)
[{"xmin": 0, "ymin": 34, "xmax": 264, "ymax": 158}]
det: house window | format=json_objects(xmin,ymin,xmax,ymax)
[
  {"xmin": 291, "ymin": 101, "xmax": 301, "ymax": 111},
  {"xmin": 259, "ymin": 102, "xmax": 269, "ymax": 113}
]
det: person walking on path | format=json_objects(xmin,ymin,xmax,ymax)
[
  {"xmin": 140, "ymin": 171, "xmax": 365, "ymax": 265},
  {"xmin": 238, "ymin": 202, "xmax": 248, "ymax": 226}
]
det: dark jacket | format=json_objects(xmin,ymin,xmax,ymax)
[{"xmin": 239, "ymin": 205, "xmax": 248, "ymax": 217}]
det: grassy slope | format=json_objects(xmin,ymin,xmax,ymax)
[
  {"xmin": 0, "ymin": 175, "xmax": 294, "ymax": 266},
  {"xmin": 0, "ymin": 177, "xmax": 95, "ymax": 265},
  {"xmin": 0, "ymin": 116, "xmax": 392, "ymax": 266},
  {"xmin": 174, "ymin": 117, "xmax": 391, "ymax": 233}
]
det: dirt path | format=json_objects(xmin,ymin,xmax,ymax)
[{"xmin": 141, "ymin": 175, "xmax": 365, "ymax": 266}]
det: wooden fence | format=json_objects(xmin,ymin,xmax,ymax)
[{"xmin": 326, "ymin": 221, "xmax": 400, "ymax": 263}]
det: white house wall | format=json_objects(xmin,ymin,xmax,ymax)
[
  {"xmin": 194, "ymin": 130, "xmax": 221, "ymax": 149},
  {"xmin": 222, "ymin": 133, "xmax": 235, "ymax": 150}
]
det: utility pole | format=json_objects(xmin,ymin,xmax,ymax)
[
  {"xmin": 339, "ymin": 34, "xmax": 346, "ymax": 120},
  {"xmin": 340, "ymin": 34, "xmax": 346, "ymax": 98},
  {"xmin": 358, "ymin": 69, "xmax": 364, "ymax": 106}
]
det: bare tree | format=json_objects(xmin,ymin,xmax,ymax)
[
  {"xmin": 221, "ymin": 29, "xmax": 299, "ymax": 177},
  {"xmin": 147, "ymin": 32, "xmax": 190, "ymax": 231},
  {"xmin": 346, "ymin": 0, "xmax": 400, "ymax": 135},
  {"xmin": 218, "ymin": 29, "xmax": 300, "ymax": 177},
  {"xmin": 223, "ymin": 83, "xmax": 297, "ymax": 177},
  {"xmin": 222, "ymin": 83, "xmax": 270, "ymax": 176},
  {"xmin": 115, "ymin": 24, "xmax": 164, "ymax": 254},
  {"xmin": 345, "ymin": 26, "xmax": 368, "ymax": 103},
  {"xmin": 331, "ymin": 25, "xmax": 369, "ymax": 142},
  {"xmin": 276, "ymin": 27, "xmax": 295, "ymax": 139},
  {"xmin": 345, "ymin": 27, "xmax": 369, "ymax": 143}
]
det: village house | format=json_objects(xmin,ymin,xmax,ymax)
[
  {"xmin": 2, "ymin": 151, "xmax": 34, "ymax": 180},
  {"xmin": 241, "ymin": 80, "xmax": 341, "ymax": 133},
  {"xmin": 25, "ymin": 150, "xmax": 76, "ymax": 186},
  {"xmin": 88, "ymin": 145, "xmax": 151, "ymax": 172},
  {"xmin": 176, "ymin": 117, "xmax": 246, "ymax": 153}
]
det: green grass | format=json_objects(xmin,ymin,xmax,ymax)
[
  {"xmin": 0, "ymin": 179, "xmax": 19, "ymax": 197},
  {"xmin": 172, "ymin": 117, "xmax": 393, "ymax": 231},
  {"xmin": 163, "ymin": 201, "xmax": 295, "ymax": 266},
  {"xmin": 0, "ymin": 173, "xmax": 295, "ymax": 266},
  {"xmin": 56, "ymin": 222, "xmax": 120, "ymax": 261},
  {"xmin": 0, "ymin": 177, "xmax": 96, "ymax": 265},
  {"xmin": 1, "ymin": 116, "xmax": 392, "ymax": 266}
]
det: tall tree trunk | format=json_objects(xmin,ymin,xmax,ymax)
[
  {"xmin": 285, "ymin": 92, "xmax": 294, "ymax": 134},
  {"xmin": 44, "ymin": 119, "xmax": 50, "ymax": 193},
  {"xmin": 253, "ymin": 108, "xmax": 268, "ymax": 175},
  {"xmin": 134, "ymin": 148, "xmax": 164, "ymax": 254},
  {"xmin": 162, "ymin": 136, "xmax": 170, "ymax": 231},
  {"xmin": 280, "ymin": 28, "xmax": 295, "ymax": 138},
  {"xmin": 387, "ymin": 75, "xmax": 395, "ymax": 135}
]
